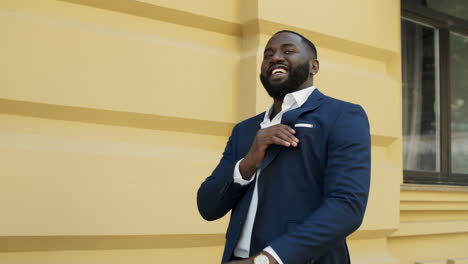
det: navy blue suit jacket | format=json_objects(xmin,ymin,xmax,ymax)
[{"xmin": 197, "ymin": 89, "xmax": 371, "ymax": 264}]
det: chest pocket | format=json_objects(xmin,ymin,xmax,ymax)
[
  {"xmin": 294, "ymin": 122, "xmax": 321, "ymax": 149},
  {"xmin": 292, "ymin": 121, "xmax": 326, "ymax": 187}
]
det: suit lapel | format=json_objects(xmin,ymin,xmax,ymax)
[
  {"xmin": 260, "ymin": 89, "xmax": 326, "ymax": 170},
  {"xmin": 281, "ymin": 88, "xmax": 326, "ymax": 127}
]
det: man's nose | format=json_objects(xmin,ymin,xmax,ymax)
[{"xmin": 271, "ymin": 51, "xmax": 285, "ymax": 63}]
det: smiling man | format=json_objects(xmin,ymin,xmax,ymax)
[{"xmin": 197, "ymin": 30, "xmax": 371, "ymax": 264}]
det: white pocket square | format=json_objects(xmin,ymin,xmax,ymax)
[{"xmin": 294, "ymin": 123, "xmax": 314, "ymax": 128}]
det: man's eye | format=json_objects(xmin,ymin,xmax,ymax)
[
  {"xmin": 284, "ymin": 50, "xmax": 294, "ymax": 54},
  {"xmin": 264, "ymin": 53, "xmax": 273, "ymax": 58}
]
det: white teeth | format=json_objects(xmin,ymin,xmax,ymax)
[{"xmin": 272, "ymin": 68, "xmax": 286, "ymax": 74}]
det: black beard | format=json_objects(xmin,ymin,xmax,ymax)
[{"xmin": 260, "ymin": 62, "xmax": 310, "ymax": 100}]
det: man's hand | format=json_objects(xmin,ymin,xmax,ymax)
[
  {"xmin": 226, "ymin": 251, "xmax": 279, "ymax": 264},
  {"xmin": 239, "ymin": 124, "xmax": 299, "ymax": 180}
]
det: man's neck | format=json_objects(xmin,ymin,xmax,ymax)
[
  {"xmin": 270, "ymin": 99, "xmax": 283, "ymax": 120},
  {"xmin": 269, "ymin": 82, "xmax": 314, "ymax": 120}
]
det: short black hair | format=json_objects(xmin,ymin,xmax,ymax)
[{"xmin": 274, "ymin": 30, "xmax": 318, "ymax": 59}]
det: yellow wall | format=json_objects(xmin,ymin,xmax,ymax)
[{"xmin": 1, "ymin": 0, "xmax": 467, "ymax": 263}]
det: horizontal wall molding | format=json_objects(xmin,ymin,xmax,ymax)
[
  {"xmin": 59, "ymin": 0, "xmax": 399, "ymax": 65},
  {"xmin": 0, "ymin": 234, "xmax": 225, "ymax": 252},
  {"xmin": 391, "ymin": 220, "xmax": 468, "ymax": 237},
  {"xmin": 348, "ymin": 228, "xmax": 397, "ymax": 240},
  {"xmin": 401, "ymin": 185, "xmax": 468, "ymax": 210},
  {"xmin": 448, "ymin": 258, "xmax": 468, "ymax": 264},
  {"xmin": 59, "ymin": 0, "xmax": 241, "ymax": 36},
  {"xmin": 415, "ymin": 260, "xmax": 446, "ymax": 264},
  {"xmin": 257, "ymin": 19, "xmax": 398, "ymax": 62},
  {"xmin": 371, "ymin": 134, "xmax": 398, "ymax": 147},
  {"xmin": 393, "ymin": 185, "xmax": 468, "ymax": 238},
  {"xmin": 0, "ymin": 98, "xmax": 395, "ymax": 146},
  {"xmin": 401, "ymin": 201, "xmax": 468, "ymax": 211},
  {"xmin": 0, "ymin": 98, "xmax": 233, "ymax": 137},
  {"xmin": 402, "ymin": 184, "xmax": 468, "ymax": 193},
  {"xmin": 414, "ymin": 258, "xmax": 468, "ymax": 264},
  {"xmin": 0, "ymin": 98, "xmax": 399, "ymax": 148}
]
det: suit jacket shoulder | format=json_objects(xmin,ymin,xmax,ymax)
[
  {"xmin": 235, "ymin": 112, "xmax": 265, "ymax": 130},
  {"xmin": 323, "ymin": 93, "xmax": 366, "ymax": 112},
  {"xmin": 319, "ymin": 93, "xmax": 369, "ymax": 127}
]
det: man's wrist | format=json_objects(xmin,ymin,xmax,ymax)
[
  {"xmin": 233, "ymin": 159, "xmax": 255, "ymax": 185},
  {"xmin": 239, "ymin": 156, "xmax": 257, "ymax": 180}
]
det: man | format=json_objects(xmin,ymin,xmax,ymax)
[{"xmin": 197, "ymin": 30, "xmax": 371, "ymax": 264}]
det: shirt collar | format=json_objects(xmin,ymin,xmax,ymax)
[
  {"xmin": 264, "ymin": 86, "xmax": 316, "ymax": 120},
  {"xmin": 290, "ymin": 86, "xmax": 316, "ymax": 107}
]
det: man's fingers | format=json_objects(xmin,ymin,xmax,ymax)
[
  {"xmin": 275, "ymin": 130, "xmax": 297, "ymax": 147},
  {"xmin": 275, "ymin": 130, "xmax": 298, "ymax": 147},
  {"xmin": 276, "ymin": 125, "xmax": 299, "ymax": 143},
  {"xmin": 272, "ymin": 136, "xmax": 291, "ymax": 147},
  {"xmin": 279, "ymin": 124, "xmax": 296, "ymax": 135},
  {"xmin": 284, "ymin": 129, "xmax": 299, "ymax": 143},
  {"xmin": 256, "ymin": 125, "xmax": 299, "ymax": 148}
]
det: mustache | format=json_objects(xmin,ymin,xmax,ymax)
[{"xmin": 259, "ymin": 62, "xmax": 310, "ymax": 100}]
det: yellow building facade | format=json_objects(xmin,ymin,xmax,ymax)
[{"xmin": 1, "ymin": 0, "xmax": 467, "ymax": 263}]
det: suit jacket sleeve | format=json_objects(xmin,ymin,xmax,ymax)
[
  {"xmin": 269, "ymin": 104, "xmax": 371, "ymax": 263},
  {"xmin": 197, "ymin": 124, "xmax": 251, "ymax": 221}
]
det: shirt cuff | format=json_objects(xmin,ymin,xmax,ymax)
[
  {"xmin": 233, "ymin": 158, "xmax": 255, "ymax": 185},
  {"xmin": 263, "ymin": 246, "xmax": 284, "ymax": 264}
]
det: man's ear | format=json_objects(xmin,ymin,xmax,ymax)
[{"xmin": 310, "ymin": 59, "xmax": 319, "ymax": 75}]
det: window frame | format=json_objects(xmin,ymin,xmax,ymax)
[{"xmin": 402, "ymin": 0, "xmax": 468, "ymax": 185}]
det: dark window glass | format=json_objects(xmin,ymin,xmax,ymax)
[
  {"xmin": 402, "ymin": 19, "xmax": 440, "ymax": 172},
  {"xmin": 402, "ymin": 0, "xmax": 468, "ymax": 185},
  {"xmin": 450, "ymin": 32, "xmax": 468, "ymax": 174},
  {"xmin": 424, "ymin": 0, "xmax": 468, "ymax": 21}
]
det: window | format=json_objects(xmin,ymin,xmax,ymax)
[{"xmin": 402, "ymin": 0, "xmax": 468, "ymax": 185}]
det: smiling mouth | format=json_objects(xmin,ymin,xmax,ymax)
[
  {"xmin": 269, "ymin": 67, "xmax": 288, "ymax": 80},
  {"xmin": 272, "ymin": 68, "xmax": 287, "ymax": 74}
]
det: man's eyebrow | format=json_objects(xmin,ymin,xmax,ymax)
[
  {"xmin": 281, "ymin": 43, "xmax": 297, "ymax": 48},
  {"xmin": 264, "ymin": 43, "xmax": 298, "ymax": 53}
]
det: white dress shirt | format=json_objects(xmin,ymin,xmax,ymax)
[{"xmin": 232, "ymin": 86, "xmax": 316, "ymax": 263}]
